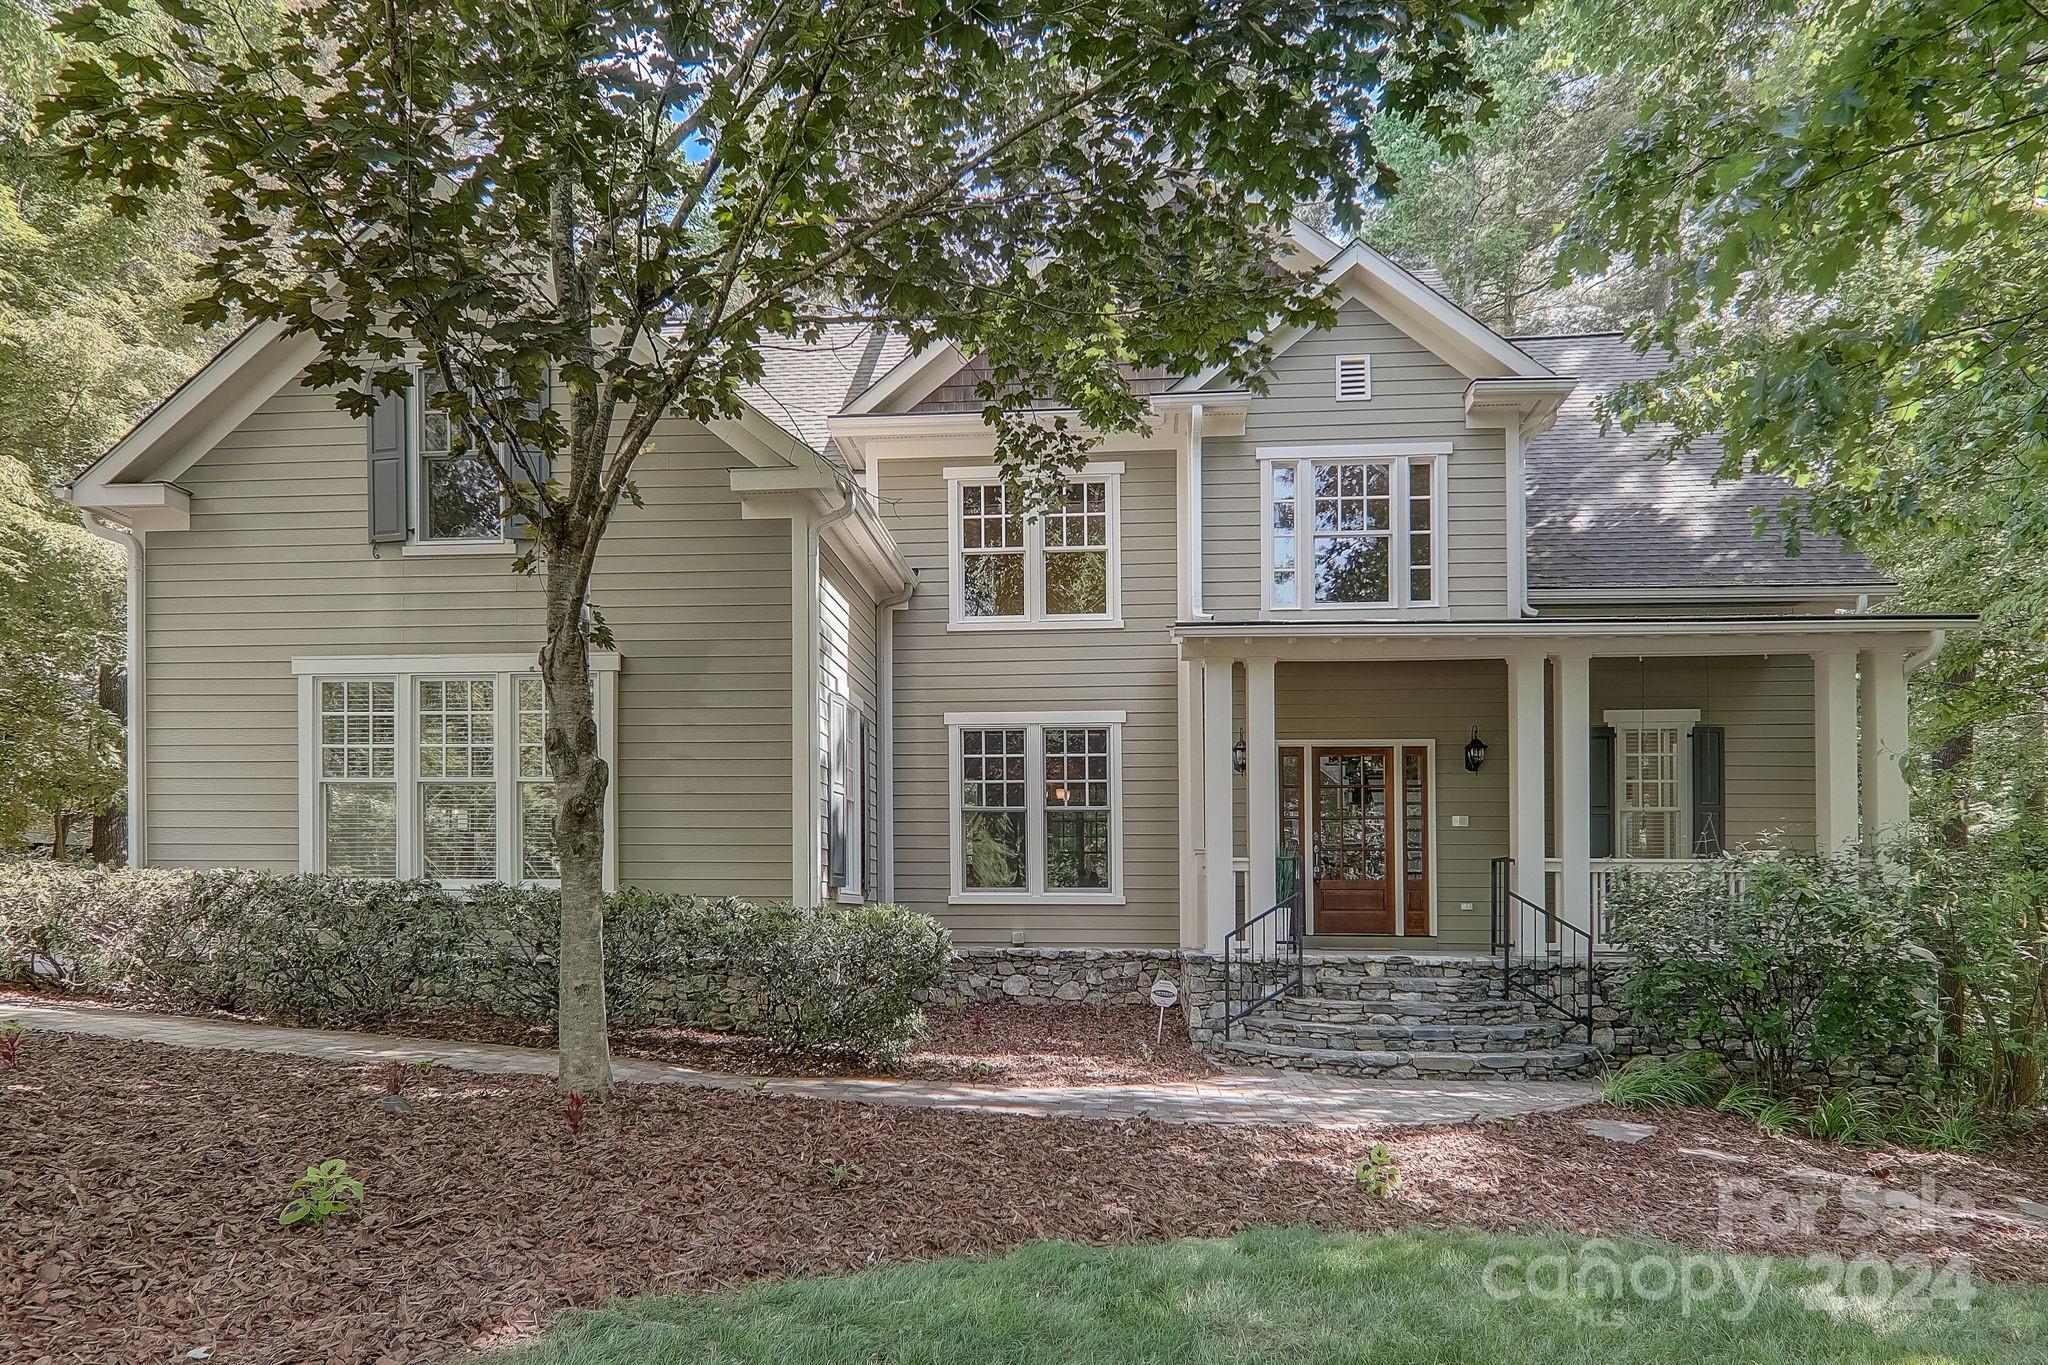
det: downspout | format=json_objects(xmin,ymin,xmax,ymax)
[
  {"xmin": 81, "ymin": 513, "xmax": 144, "ymax": 865},
  {"xmin": 1507, "ymin": 423, "xmax": 1535, "ymax": 617},
  {"xmin": 797, "ymin": 487, "xmax": 859, "ymax": 905},
  {"xmin": 1187, "ymin": 402, "xmax": 1206, "ymax": 618},
  {"xmin": 1905, "ymin": 630, "xmax": 1947, "ymax": 674},
  {"xmin": 875, "ymin": 579, "xmax": 914, "ymax": 903}
]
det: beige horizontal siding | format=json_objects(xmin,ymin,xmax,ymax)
[
  {"xmin": 142, "ymin": 375, "xmax": 796, "ymax": 897},
  {"xmin": 819, "ymin": 545, "xmax": 882, "ymax": 897},
  {"xmin": 1202, "ymin": 302, "xmax": 1510, "ymax": 619},
  {"xmin": 879, "ymin": 449, "xmax": 1181, "ymax": 947}
]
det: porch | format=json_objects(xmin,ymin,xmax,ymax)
[{"xmin": 1179, "ymin": 616, "xmax": 1954, "ymax": 957}]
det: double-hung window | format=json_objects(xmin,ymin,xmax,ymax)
[
  {"xmin": 949, "ymin": 712, "xmax": 1124, "ymax": 902},
  {"xmin": 1261, "ymin": 445, "xmax": 1446, "ymax": 612},
  {"xmin": 947, "ymin": 464, "xmax": 1121, "ymax": 627},
  {"xmin": 414, "ymin": 370, "xmax": 510, "ymax": 545},
  {"xmin": 1606, "ymin": 709, "xmax": 1700, "ymax": 860},
  {"xmin": 297, "ymin": 654, "xmax": 617, "ymax": 885}
]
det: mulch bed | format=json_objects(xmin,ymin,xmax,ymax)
[
  {"xmin": 4, "ymin": 1031, "xmax": 2044, "ymax": 1365},
  {"xmin": 0, "ymin": 988, "xmax": 1216, "ymax": 1086}
]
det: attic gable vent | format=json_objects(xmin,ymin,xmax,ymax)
[{"xmin": 1335, "ymin": 355, "xmax": 1372, "ymax": 402}]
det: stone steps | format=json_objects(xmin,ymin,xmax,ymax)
[
  {"xmin": 1290, "ymin": 975, "xmax": 1498, "ymax": 1003},
  {"xmin": 1219, "ymin": 1038, "xmax": 1601, "ymax": 1082},
  {"xmin": 1270, "ymin": 994, "xmax": 1540, "ymax": 1027},
  {"xmin": 1237, "ymin": 1016, "xmax": 1566, "ymax": 1053}
]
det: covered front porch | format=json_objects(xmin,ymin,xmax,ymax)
[{"xmin": 1179, "ymin": 616, "xmax": 1958, "ymax": 956}]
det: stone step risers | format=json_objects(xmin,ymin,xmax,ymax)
[
  {"xmin": 1293, "ymin": 975, "xmax": 1502, "ymax": 1003},
  {"xmin": 1271, "ymin": 994, "xmax": 1539, "ymax": 1027},
  {"xmin": 1219, "ymin": 1038, "xmax": 1600, "ymax": 1082},
  {"xmin": 1238, "ymin": 1017, "xmax": 1566, "ymax": 1054}
]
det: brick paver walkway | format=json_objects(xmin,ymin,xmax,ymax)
[{"xmin": 7, "ymin": 999, "xmax": 1600, "ymax": 1130}]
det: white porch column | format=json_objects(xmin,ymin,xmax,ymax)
[
  {"xmin": 1553, "ymin": 650, "xmax": 1592, "ymax": 937},
  {"xmin": 1858, "ymin": 648, "xmax": 1911, "ymax": 844},
  {"xmin": 1507, "ymin": 652, "xmax": 1548, "ymax": 907},
  {"xmin": 1245, "ymin": 657, "xmax": 1279, "ymax": 916},
  {"xmin": 1813, "ymin": 650, "xmax": 1860, "ymax": 853},
  {"xmin": 1202, "ymin": 657, "xmax": 1238, "ymax": 952}
]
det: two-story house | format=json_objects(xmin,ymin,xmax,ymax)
[{"xmin": 67, "ymin": 222, "xmax": 1963, "ymax": 1075}]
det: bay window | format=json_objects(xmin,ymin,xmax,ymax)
[
  {"xmin": 296, "ymin": 654, "xmax": 616, "ymax": 886},
  {"xmin": 1261, "ymin": 444, "xmax": 1446, "ymax": 612},
  {"xmin": 949, "ymin": 712, "xmax": 1124, "ymax": 902}
]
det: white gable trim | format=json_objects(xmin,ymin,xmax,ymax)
[
  {"xmin": 1171, "ymin": 240, "xmax": 1553, "ymax": 391},
  {"xmin": 840, "ymin": 340, "xmax": 965, "ymax": 416}
]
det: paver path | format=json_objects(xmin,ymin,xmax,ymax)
[{"xmin": 6, "ymin": 999, "xmax": 1600, "ymax": 1130}]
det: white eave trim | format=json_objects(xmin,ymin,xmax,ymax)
[
  {"xmin": 1173, "ymin": 614, "xmax": 1972, "ymax": 644},
  {"xmin": 840, "ymin": 340, "xmax": 964, "ymax": 416}
]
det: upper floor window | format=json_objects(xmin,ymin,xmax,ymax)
[
  {"xmin": 946, "ymin": 463, "xmax": 1121, "ymax": 628},
  {"xmin": 415, "ymin": 371, "xmax": 505, "ymax": 543},
  {"xmin": 1260, "ymin": 445, "xmax": 1445, "ymax": 612}
]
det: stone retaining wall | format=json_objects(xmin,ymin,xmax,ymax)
[{"xmin": 932, "ymin": 947, "xmax": 1185, "ymax": 1007}]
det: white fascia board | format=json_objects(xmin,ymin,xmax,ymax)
[
  {"xmin": 1171, "ymin": 242, "xmax": 1554, "ymax": 392},
  {"xmin": 827, "ymin": 411, "xmax": 1194, "ymax": 462},
  {"xmin": 839, "ymin": 340, "xmax": 965, "ymax": 416},
  {"xmin": 1174, "ymin": 614, "xmax": 1971, "ymax": 649},
  {"xmin": 73, "ymin": 320, "xmax": 319, "ymax": 501}
]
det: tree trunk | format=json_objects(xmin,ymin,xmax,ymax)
[{"xmin": 543, "ymin": 551, "xmax": 613, "ymax": 1100}]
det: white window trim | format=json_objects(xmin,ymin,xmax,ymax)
[
  {"xmin": 1259, "ymin": 444, "xmax": 1450, "ymax": 618},
  {"xmin": 945, "ymin": 710, "xmax": 1126, "ymax": 905},
  {"xmin": 294, "ymin": 652, "xmax": 619, "ymax": 889},
  {"xmin": 1334, "ymin": 354, "xmax": 1372, "ymax": 402},
  {"xmin": 1603, "ymin": 708, "xmax": 1702, "ymax": 862},
  {"xmin": 408, "ymin": 364, "xmax": 515, "ymax": 552},
  {"xmin": 944, "ymin": 462, "xmax": 1123, "ymax": 631},
  {"xmin": 827, "ymin": 692, "xmax": 866, "ymax": 903}
]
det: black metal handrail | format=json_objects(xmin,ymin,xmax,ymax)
[
  {"xmin": 1222, "ymin": 854, "xmax": 1305, "ymax": 1037},
  {"xmin": 1489, "ymin": 855, "xmax": 1594, "ymax": 1044}
]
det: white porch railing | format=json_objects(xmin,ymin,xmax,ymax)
[{"xmin": 1544, "ymin": 857, "xmax": 1748, "ymax": 950}]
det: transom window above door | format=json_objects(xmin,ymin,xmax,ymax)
[
  {"xmin": 1259, "ymin": 444, "xmax": 1446, "ymax": 613},
  {"xmin": 946, "ymin": 464, "xmax": 1122, "ymax": 628}
]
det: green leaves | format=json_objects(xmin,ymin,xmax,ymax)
[{"xmin": 278, "ymin": 1158, "xmax": 365, "ymax": 1228}]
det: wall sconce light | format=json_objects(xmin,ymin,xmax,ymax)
[
  {"xmin": 1232, "ymin": 732, "xmax": 1247, "ymax": 774},
  {"xmin": 1463, "ymin": 727, "xmax": 1488, "ymax": 773}
]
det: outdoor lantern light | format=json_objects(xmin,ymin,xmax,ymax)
[
  {"xmin": 1232, "ymin": 732, "xmax": 1248, "ymax": 774},
  {"xmin": 1464, "ymin": 727, "xmax": 1488, "ymax": 773}
]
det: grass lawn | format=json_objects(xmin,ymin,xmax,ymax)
[{"xmin": 496, "ymin": 1226, "xmax": 2048, "ymax": 1364}]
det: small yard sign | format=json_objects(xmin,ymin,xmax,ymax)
[{"xmin": 1149, "ymin": 979, "xmax": 1179, "ymax": 1044}]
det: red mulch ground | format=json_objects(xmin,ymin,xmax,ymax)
[
  {"xmin": 3, "ymin": 1032, "xmax": 2044, "ymax": 1365},
  {"xmin": 0, "ymin": 989, "xmax": 1217, "ymax": 1085}
]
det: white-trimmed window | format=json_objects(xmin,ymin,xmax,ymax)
[
  {"xmin": 1606, "ymin": 708, "xmax": 1700, "ymax": 860},
  {"xmin": 1261, "ymin": 444, "xmax": 1446, "ymax": 612},
  {"xmin": 946, "ymin": 464, "xmax": 1122, "ymax": 628},
  {"xmin": 296, "ymin": 654, "xmax": 618, "ymax": 886},
  {"xmin": 948, "ymin": 711, "xmax": 1124, "ymax": 903},
  {"xmin": 413, "ymin": 369, "xmax": 507, "ymax": 545},
  {"xmin": 827, "ymin": 693, "xmax": 868, "ymax": 900}
]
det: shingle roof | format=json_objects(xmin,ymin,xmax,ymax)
[
  {"xmin": 741, "ymin": 325, "xmax": 910, "ymax": 456},
  {"xmin": 743, "ymin": 325, "xmax": 1888, "ymax": 597},
  {"xmin": 1515, "ymin": 333, "xmax": 1887, "ymax": 593}
]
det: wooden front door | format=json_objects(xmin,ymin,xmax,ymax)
[{"xmin": 1312, "ymin": 747, "xmax": 1396, "ymax": 934}]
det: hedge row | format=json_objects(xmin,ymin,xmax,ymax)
[{"xmin": 0, "ymin": 862, "xmax": 950, "ymax": 1061}]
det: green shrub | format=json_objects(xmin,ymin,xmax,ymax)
[
  {"xmin": 1601, "ymin": 1051, "xmax": 1724, "ymax": 1111},
  {"xmin": 722, "ymin": 901, "xmax": 951, "ymax": 1061},
  {"xmin": 0, "ymin": 861, "xmax": 950, "ymax": 1060},
  {"xmin": 1607, "ymin": 848, "xmax": 1936, "ymax": 1093}
]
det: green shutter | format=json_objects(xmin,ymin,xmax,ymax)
[
  {"xmin": 1589, "ymin": 725, "xmax": 1616, "ymax": 859},
  {"xmin": 367, "ymin": 387, "xmax": 408, "ymax": 543},
  {"xmin": 1692, "ymin": 724, "xmax": 1726, "ymax": 855},
  {"xmin": 506, "ymin": 367, "xmax": 553, "ymax": 543}
]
